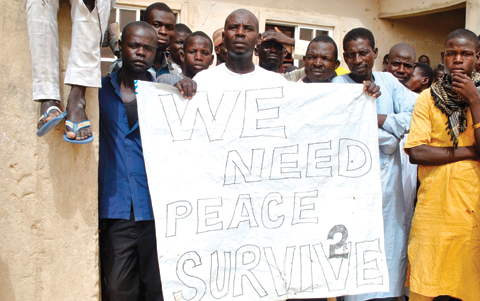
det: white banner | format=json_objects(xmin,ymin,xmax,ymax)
[{"xmin": 136, "ymin": 81, "xmax": 388, "ymax": 300}]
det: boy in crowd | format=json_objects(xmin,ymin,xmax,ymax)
[
  {"xmin": 332, "ymin": 27, "xmax": 416, "ymax": 301},
  {"xmin": 417, "ymin": 54, "xmax": 430, "ymax": 66},
  {"xmin": 405, "ymin": 63, "xmax": 434, "ymax": 93},
  {"xmin": 301, "ymin": 35, "xmax": 340, "ymax": 83},
  {"xmin": 144, "ymin": 3, "xmax": 183, "ymax": 80},
  {"xmin": 382, "ymin": 53, "xmax": 389, "ymax": 71},
  {"xmin": 433, "ymin": 67, "xmax": 445, "ymax": 82},
  {"xmin": 146, "ymin": 3, "xmax": 196, "ymax": 94},
  {"xmin": 386, "ymin": 43, "xmax": 416, "ymax": 85},
  {"xmin": 182, "ymin": 31, "xmax": 214, "ymax": 78},
  {"xmin": 213, "ymin": 27, "xmax": 228, "ymax": 65},
  {"xmin": 475, "ymin": 34, "xmax": 480, "ymax": 73},
  {"xmin": 168, "ymin": 23, "xmax": 192, "ymax": 69},
  {"xmin": 405, "ymin": 28, "xmax": 480, "ymax": 301}
]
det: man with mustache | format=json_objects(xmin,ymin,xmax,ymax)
[
  {"xmin": 386, "ymin": 43, "xmax": 417, "ymax": 85},
  {"xmin": 332, "ymin": 27, "xmax": 416, "ymax": 301},
  {"xmin": 301, "ymin": 35, "xmax": 340, "ymax": 83},
  {"xmin": 98, "ymin": 21, "xmax": 162, "ymax": 300}
]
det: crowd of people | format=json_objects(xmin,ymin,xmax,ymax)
[{"xmin": 25, "ymin": 1, "xmax": 480, "ymax": 301}]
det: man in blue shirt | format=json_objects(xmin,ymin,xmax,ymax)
[{"xmin": 98, "ymin": 21, "xmax": 161, "ymax": 300}]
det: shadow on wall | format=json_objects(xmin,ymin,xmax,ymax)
[
  {"xmin": 43, "ymin": 118, "xmax": 99, "ymax": 224},
  {"xmin": 0, "ymin": 257, "xmax": 17, "ymax": 301},
  {"xmin": 44, "ymin": 97, "xmax": 99, "ymax": 226},
  {"xmin": 47, "ymin": 0, "xmax": 99, "ymax": 227}
]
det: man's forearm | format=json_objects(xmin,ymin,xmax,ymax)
[
  {"xmin": 380, "ymin": 111, "xmax": 413, "ymax": 139},
  {"xmin": 377, "ymin": 114, "xmax": 387, "ymax": 128},
  {"xmin": 407, "ymin": 144, "xmax": 478, "ymax": 165}
]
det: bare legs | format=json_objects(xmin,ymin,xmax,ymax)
[
  {"xmin": 37, "ymin": 100, "xmax": 62, "ymax": 129},
  {"xmin": 65, "ymin": 85, "xmax": 92, "ymax": 140}
]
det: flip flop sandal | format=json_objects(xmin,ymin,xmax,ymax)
[
  {"xmin": 36, "ymin": 106, "xmax": 67, "ymax": 137},
  {"xmin": 63, "ymin": 120, "xmax": 94, "ymax": 144}
]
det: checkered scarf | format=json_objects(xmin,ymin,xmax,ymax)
[{"xmin": 430, "ymin": 71, "xmax": 480, "ymax": 148}]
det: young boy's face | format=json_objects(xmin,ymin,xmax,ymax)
[
  {"xmin": 169, "ymin": 31, "xmax": 189, "ymax": 65},
  {"xmin": 442, "ymin": 37, "xmax": 479, "ymax": 78},
  {"xmin": 145, "ymin": 9, "xmax": 176, "ymax": 52},
  {"xmin": 184, "ymin": 36, "xmax": 214, "ymax": 76},
  {"xmin": 405, "ymin": 66, "xmax": 427, "ymax": 93}
]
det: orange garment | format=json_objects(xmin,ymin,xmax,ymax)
[
  {"xmin": 404, "ymin": 89, "xmax": 480, "ymax": 301},
  {"xmin": 409, "ymin": 291, "xmax": 436, "ymax": 301}
]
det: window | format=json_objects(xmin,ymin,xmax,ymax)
[
  {"xmin": 295, "ymin": 25, "xmax": 331, "ymax": 68},
  {"xmin": 265, "ymin": 23, "xmax": 333, "ymax": 69},
  {"xmin": 101, "ymin": 6, "xmax": 179, "ymax": 76}
]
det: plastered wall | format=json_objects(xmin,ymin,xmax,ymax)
[
  {"xmin": 0, "ymin": 0, "xmax": 100, "ymax": 300},
  {"xmin": 165, "ymin": 0, "xmax": 382, "ymax": 68},
  {"xmin": 379, "ymin": 0, "xmax": 465, "ymax": 18},
  {"xmin": 121, "ymin": 0, "xmax": 469, "ymax": 70},
  {"xmin": 376, "ymin": 8, "xmax": 466, "ymax": 68}
]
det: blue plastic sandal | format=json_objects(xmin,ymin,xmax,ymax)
[
  {"xmin": 36, "ymin": 106, "xmax": 67, "ymax": 137},
  {"xmin": 63, "ymin": 120, "xmax": 94, "ymax": 144}
]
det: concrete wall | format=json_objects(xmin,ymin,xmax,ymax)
[
  {"xmin": 466, "ymin": 0, "xmax": 480, "ymax": 33},
  {"xmin": 376, "ymin": 8, "xmax": 466, "ymax": 68},
  {"xmin": 0, "ymin": 0, "xmax": 100, "ymax": 300},
  {"xmin": 118, "ymin": 0, "xmax": 468, "ymax": 70},
  {"xmin": 119, "ymin": 0, "xmax": 384, "ymax": 68},
  {"xmin": 152, "ymin": 0, "xmax": 382, "ymax": 68},
  {"xmin": 123, "ymin": 0, "xmax": 468, "ymax": 70},
  {"xmin": 379, "ymin": 0, "xmax": 465, "ymax": 18}
]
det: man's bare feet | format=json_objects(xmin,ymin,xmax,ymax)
[
  {"xmin": 65, "ymin": 85, "xmax": 93, "ymax": 141},
  {"xmin": 37, "ymin": 99, "xmax": 62, "ymax": 129}
]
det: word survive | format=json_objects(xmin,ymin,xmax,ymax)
[{"xmin": 172, "ymin": 228, "xmax": 384, "ymax": 300}]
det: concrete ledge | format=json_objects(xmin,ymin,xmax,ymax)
[{"xmin": 379, "ymin": 0, "xmax": 465, "ymax": 19}]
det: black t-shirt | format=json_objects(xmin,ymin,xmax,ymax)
[{"xmin": 123, "ymin": 98, "xmax": 138, "ymax": 129}]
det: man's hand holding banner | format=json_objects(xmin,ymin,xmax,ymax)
[{"xmin": 136, "ymin": 81, "xmax": 389, "ymax": 300}]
